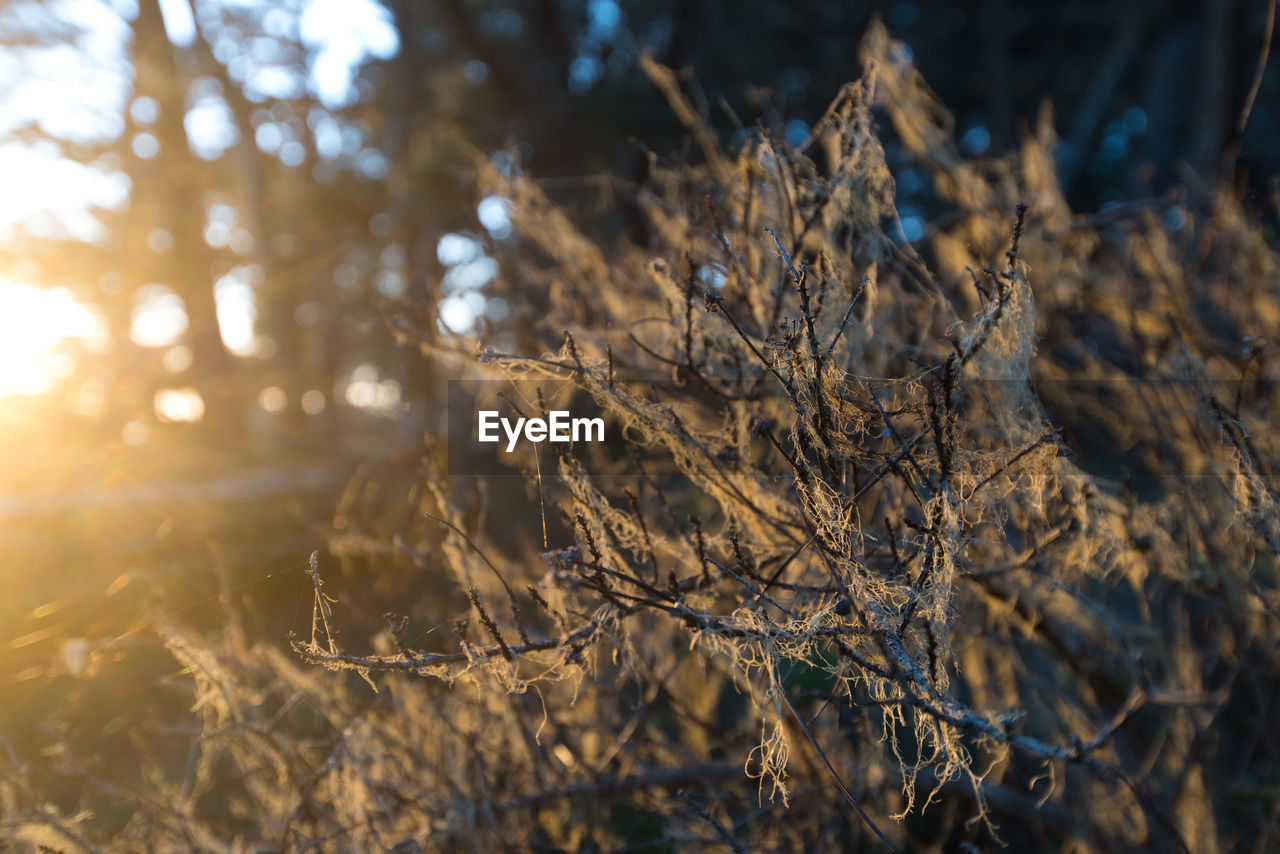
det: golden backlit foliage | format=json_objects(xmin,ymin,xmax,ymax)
[{"xmin": 6, "ymin": 21, "xmax": 1279, "ymax": 853}]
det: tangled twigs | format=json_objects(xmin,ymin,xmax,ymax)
[
  {"xmin": 704, "ymin": 289, "xmax": 798, "ymax": 402},
  {"xmin": 280, "ymin": 36, "xmax": 1280, "ymax": 852},
  {"xmin": 306, "ymin": 550, "xmax": 338, "ymax": 656}
]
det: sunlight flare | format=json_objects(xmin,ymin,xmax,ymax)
[{"xmin": 0, "ymin": 280, "xmax": 102, "ymax": 396}]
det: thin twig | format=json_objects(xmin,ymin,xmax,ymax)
[{"xmin": 1238, "ymin": 0, "xmax": 1277, "ymax": 133}]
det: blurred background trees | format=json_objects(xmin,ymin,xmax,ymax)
[
  {"xmin": 0, "ymin": 0, "xmax": 1275, "ymax": 460},
  {"xmin": 2, "ymin": 0, "xmax": 1277, "ymax": 459}
]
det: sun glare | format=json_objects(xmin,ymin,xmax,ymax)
[{"xmin": 0, "ymin": 280, "xmax": 102, "ymax": 396}]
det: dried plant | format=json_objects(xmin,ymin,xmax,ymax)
[{"xmin": 6, "ymin": 21, "xmax": 1278, "ymax": 853}]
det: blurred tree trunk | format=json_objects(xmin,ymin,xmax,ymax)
[
  {"xmin": 1191, "ymin": 0, "xmax": 1232, "ymax": 181},
  {"xmin": 133, "ymin": 0, "xmax": 241, "ymax": 437},
  {"xmin": 184, "ymin": 0, "xmax": 314, "ymax": 439}
]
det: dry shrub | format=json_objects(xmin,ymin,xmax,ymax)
[{"xmin": 6, "ymin": 21, "xmax": 1278, "ymax": 853}]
